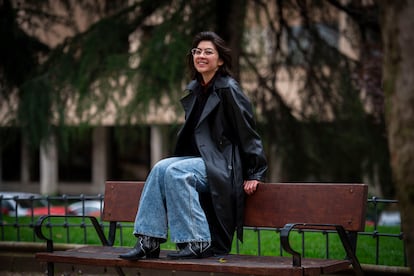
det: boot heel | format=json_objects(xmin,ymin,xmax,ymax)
[{"xmin": 146, "ymin": 247, "xmax": 160, "ymax": 259}]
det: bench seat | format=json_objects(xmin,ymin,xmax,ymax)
[{"xmin": 36, "ymin": 246, "xmax": 352, "ymax": 276}]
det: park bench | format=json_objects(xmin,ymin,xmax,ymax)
[{"xmin": 35, "ymin": 181, "xmax": 368, "ymax": 276}]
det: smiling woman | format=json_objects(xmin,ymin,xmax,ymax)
[
  {"xmin": 191, "ymin": 42, "xmax": 223, "ymax": 84},
  {"xmin": 119, "ymin": 31, "xmax": 267, "ymax": 261}
]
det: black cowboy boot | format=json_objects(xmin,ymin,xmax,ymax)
[
  {"xmin": 167, "ymin": 241, "xmax": 212, "ymax": 259},
  {"xmin": 119, "ymin": 235, "xmax": 160, "ymax": 260}
]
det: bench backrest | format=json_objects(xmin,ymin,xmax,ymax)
[{"xmin": 103, "ymin": 181, "xmax": 368, "ymax": 232}]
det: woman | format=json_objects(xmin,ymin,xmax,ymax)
[{"xmin": 120, "ymin": 31, "xmax": 267, "ymax": 260}]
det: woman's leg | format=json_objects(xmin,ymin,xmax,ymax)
[
  {"xmin": 120, "ymin": 157, "xmax": 194, "ymax": 260},
  {"xmin": 133, "ymin": 156, "xmax": 191, "ymax": 240},
  {"xmin": 164, "ymin": 157, "xmax": 211, "ymax": 244},
  {"xmin": 126, "ymin": 156, "xmax": 211, "ymax": 259}
]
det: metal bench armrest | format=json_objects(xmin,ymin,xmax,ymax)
[
  {"xmin": 280, "ymin": 222, "xmax": 364, "ymax": 276},
  {"xmin": 35, "ymin": 215, "xmax": 110, "ymax": 252}
]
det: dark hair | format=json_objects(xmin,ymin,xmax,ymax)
[{"xmin": 187, "ymin": 31, "xmax": 232, "ymax": 80}]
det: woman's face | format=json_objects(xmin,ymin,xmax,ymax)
[{"xmin": 193, "ymin": 40, "xmax": 223, "ymax": 83}]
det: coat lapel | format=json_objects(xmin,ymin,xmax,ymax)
[
  {"xmin": 180, "ymin": 93, "xmax": 196, "ymax": 116},
  {"xmin": 196, "ymin": 92, "xmax": 220, "ymax": 128}
]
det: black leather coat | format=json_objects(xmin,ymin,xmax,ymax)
[{"xmin": 174, "ymin": 75, "xmax": 267, "ymax": 254}]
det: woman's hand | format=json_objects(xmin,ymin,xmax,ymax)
[{"xmin": 243, "ymin": 180, "xmax": 261, "ymax": 195}]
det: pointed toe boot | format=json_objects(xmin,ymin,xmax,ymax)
[
  {"xmin": 119, "ymin": 235, "xmax": 160, "ymax": 260},
  {"xmin": 167, "ymin": 241, "xmax": 212, "ymax": 259}
]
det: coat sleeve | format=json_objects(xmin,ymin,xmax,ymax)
[{"xmin": 220, "ymin": 79, "xmax": 268, "ymax": 181}]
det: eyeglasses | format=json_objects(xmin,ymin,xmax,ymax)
[{"xmin": 191, "ymin": 48, "xmax": 216, "ymax": 56}]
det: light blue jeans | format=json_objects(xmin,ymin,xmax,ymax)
[{"xmin": 133, "ymin": 156, "xmax": 211, "ymax": 244}]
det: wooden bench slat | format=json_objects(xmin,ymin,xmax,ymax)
[
  {"xmin": 104, "ymin": 181, "xmax": 368, "ymax": 232},
  {"xmin": 36, "ymin": 246, "xmax": 351, "ymax": 276},
  {"xmin": 103, "ymin": 181, "xmax": 144, "ymax": 222},
  {"xmin": 244, "ymin": 183, "xmax": 367, "ymax": 231}
]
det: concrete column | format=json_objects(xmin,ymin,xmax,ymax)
[
  {"xmin": 150, "ymin": 125, "xmax": 164, "ymax": 167},
  {"xmin": 40, "ymin": 134, "xmax": 58, "ymax": 195},
  {"xmin": 269, "ymin": 143, "xmax": 283, "ymax": 182},
  {"xmin": 92, "ymin": 126, "xmax": 107, "ymax": 194}
]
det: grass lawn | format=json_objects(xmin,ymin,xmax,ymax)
[{"xmin": 0, "ymin": 215, "xmax": 405, "ymax": 267}]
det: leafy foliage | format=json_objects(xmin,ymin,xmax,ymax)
[
  {"xmin": 0, "ymin": 0, "xmax": 392, "ymax": 195},
  {"xmin": 240, "ymin": 0, "xmax": 391, "ymax": 194}
]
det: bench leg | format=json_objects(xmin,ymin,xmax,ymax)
[
  {"xmin": 47, "ymin": 262, "xmax": 54, "ymax": 276},
  {"xmin": 115, "ymin": 266, "xmax": 125, "ymax": 276},
  {"xmin": 336, "ymin": 227, "xmax": 364, "ymax": 276},
  {"xmin": 347, "ymin": 231, "xmax": 358, "ymax": 253}
]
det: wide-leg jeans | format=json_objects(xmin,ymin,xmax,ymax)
[{"xmin": 133, "ymin": 156, "xmax": 211, "ymax": 243}]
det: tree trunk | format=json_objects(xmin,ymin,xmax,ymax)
[
  {"xmin": 215, "ymin": 0, "xmax": 246, "ymax": 81},
  {"xmin": 381, "ymin": 0, "xmax": 414, "ymax": 270}
]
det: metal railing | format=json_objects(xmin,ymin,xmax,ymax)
[
  {"xmin": 0, "ymin": 194, "xmax": 407, "ymax": 267},
  {"xmin": 364, "ymin": 197, "xmax": 406, "ymax": 266}
]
